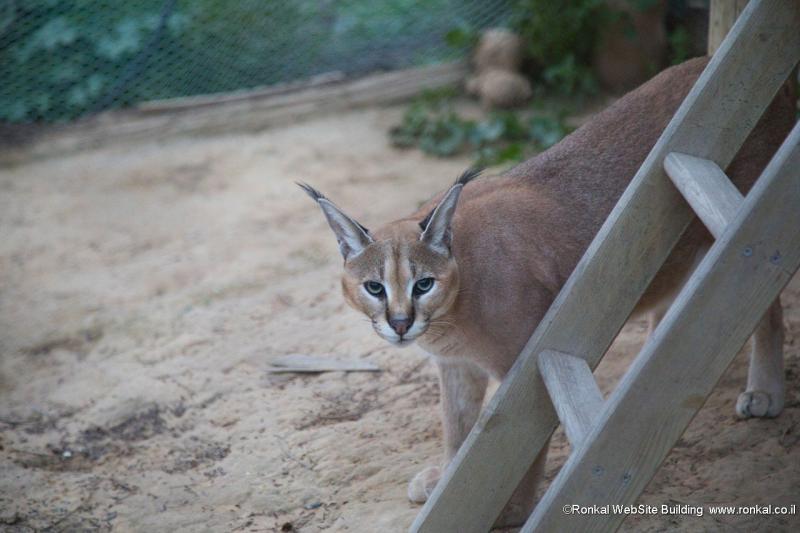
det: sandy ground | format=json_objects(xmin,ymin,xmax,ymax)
[{"xmin": 1, "ymin": 104, "xmax": 799, "ymax": 533}]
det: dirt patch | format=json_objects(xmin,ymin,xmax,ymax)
[
  {"xmin": 1, "ymin": 103, "xmax": 799, "ymax": 532},
  {"xmin": 163, "ymin": 438, "xmax": 230, "ymax": 474},
  {"xmin": 83, "ymin": 406, "xmax": 168, "ymax": 443},
  {"xmin": 20, "ymin": 325, "xmax": 103, "ymax": 358}
]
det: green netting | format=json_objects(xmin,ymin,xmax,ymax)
[{"xmin": 0, "ymin": 0, "xmax": 513, "ymax": 123}]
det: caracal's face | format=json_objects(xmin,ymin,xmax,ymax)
[
  {"xmin": 299, "ymin": 172, "xmax": 470, "ymax": 347},
  {"xmin": 341, "ymin": 220, "xmax": 459, "ymax": 346}
]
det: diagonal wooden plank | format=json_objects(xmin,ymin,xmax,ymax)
[
  {"xmin": 538, "ymin": 350, "xmax": 604, "ymax": 448},
  {"xmin": 411, "ymin": 2, "xmax": 800, "ymax": 531},
  {"xmin": 524, "ymin": 119, "xmax": 800, "ymax": 533},
  {"xmin": 664, "ymin": 153, "xmax": 744, "ymax": 238}
]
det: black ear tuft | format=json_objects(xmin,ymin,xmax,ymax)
[
  {"xmin": 419, "ymin": 167, "xmax": 482, "ymax": 231},
  {"xmin": 455, "ymin": 167, "xmax": 483, "ymax": 187},
  {"xmin": 297, "ymin": 182, "xmax": 326, "ymax": 202},
  {"xmin": 297, "ymin": 182, "xmax": 371, "ymax": 236}
]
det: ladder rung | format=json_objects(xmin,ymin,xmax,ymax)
[
  {"xmin": 664, "ymin": 152, "xmax": 744, "ymax": 239},
  {"xmin": 537, "ymin": 350, "xmax": 604, "ymax": 448}
]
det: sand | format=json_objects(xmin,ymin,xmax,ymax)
[{"xmin": 1, "ymin": 104, "xmax": 798, "ymax": 532}]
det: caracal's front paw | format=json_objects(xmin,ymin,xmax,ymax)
[
  {"xmin": 408, "ymin": 466, "xmax": 441, "ymax": 503},
  {"xmin": 736, "ymin": 390, "xmax": 783, "ymax": 419}
]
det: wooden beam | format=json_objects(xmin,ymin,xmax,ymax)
[
  {"xmin": 136, "ymin": 71, "xmax": 347, "ymax": 112},
  {"xmin": 664, "ymin": 152, "xmax": 743, "ymax": 239},
  {"xmin": 1, "ymin": 61, "xmax": 468, "ymax": 164},
  {"xmin": 524, "ymin": 119, "xmax": 800, "ymax": 533},
  {"xmin": 411, "ymin": 2, "xmax": 800, "ymax": 531},
  {"xmin": 708, "ymin": 0, "xmax": 749, "ymax": 56},
  {"xmin": 538, "ymin": 351, "xmax": 604, "ymax": 448}
]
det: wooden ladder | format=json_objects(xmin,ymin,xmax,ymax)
[{"xmin": 411, "ymin": 1, "xmax": 800, "ymax": 532}]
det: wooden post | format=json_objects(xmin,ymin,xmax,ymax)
[
  {"xmin": 707, "ymin": 0, "xmax": 749, "ymax": 55},
  {"xmin": 710, "ymin": 0, "xmax": 798, "ymax": 105}
]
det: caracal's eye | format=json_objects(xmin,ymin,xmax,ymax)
[
  {"xmin": 364, "ymin": 281, "xmax": 385, "ymax": 297},
  {"xmin": 413, "ymin": 277, "xmax": 435, "ymax": 296}
]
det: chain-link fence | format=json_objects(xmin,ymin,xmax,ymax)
[{"xmin": 0, "ymin": 0, "xmax": 513, "ymax": 124}]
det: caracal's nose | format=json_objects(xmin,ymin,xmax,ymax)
[{"xmin": 388, "ymin": 316, "xmax": 413, "ymax": 336}]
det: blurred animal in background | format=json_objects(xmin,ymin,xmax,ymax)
[{"xmin": 465, "ymin": 28, "xmax": 532, "ymax": 109}]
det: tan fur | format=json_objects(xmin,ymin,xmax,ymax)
[{"xmin": 305, "ymin": 57, "xmax": 795, "ymax": 527}]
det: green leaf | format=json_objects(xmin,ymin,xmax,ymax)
[
  {"xmin": 471, "ymin": 119, "xmax": 505, "ymax": 144},
  {"xmin": 495, "ymin": 143, "xmax": 524, "ymax": 163},
  {"xmin": 529, "ymin": 116, "xmax": 567, "ymax": 149},
  {"xmin": 97, "ymin": 17, "xmax": 148, "ymax": 60},
  {"xmin": 668, "ymin": 25, "xmax": 692, "ymax": 65},
  {"xmin": 1, "ymin": 101, "xmax": 30, "ymax": 122},
  {"xmin": 444, "ymin": 25, "xmax": 478, "ymax": 49},
  {"xmin": 388, "ymin": 88, "xmax": 572, "ymax": 164},
  {"xmin": 16, "ymin": 17, "xmax": 78, "ymax": 61}
]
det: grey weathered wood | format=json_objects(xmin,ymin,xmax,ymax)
[
  {"xmin": 136, "ymin": 71, "xmax": 347, "ymax": 112},
  {"xmin": 538, "ymin": 350, "xmax": 604, "ymax": 448},
  {"xmin": 664, "ymin": 152, "xmax": 744, "ymax": 239},
  {"xmin": 411, "ymin": 2, "xmax": 800, "ymax": 531},
  {"xmin": 524, "ymin": 119, "xmax": 800, "ymax": 533},
  {"xmin": 708, "ymin": 0, "xmax": 749, "ymax": 55}
]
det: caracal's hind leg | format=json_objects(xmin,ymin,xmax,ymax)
[
  {"xmin": 736, "ymin": 298, "xmax": 785, "ymax": 418},
  {"xmin": 645, "ymin": 243, "xmax": 709, "ymax": 337},
  {"xmin": 647, "ymin": 298, "xmax": 672, "ymax": 337},
  {"xmin": 492, "ymin": 443, "xmax": 549, "ymax": 528},
  {"xmin": 408, "ymin": 359, "xmax": 488, "ymax": 503}
]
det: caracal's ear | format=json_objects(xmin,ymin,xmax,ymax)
[
  {"xmin": 419, "ymin": 168, "xmax": 481, "ymax": 255},
  {"xmin": 298, "ymin": 183, "xmax": 373, "ymax": 260}
]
